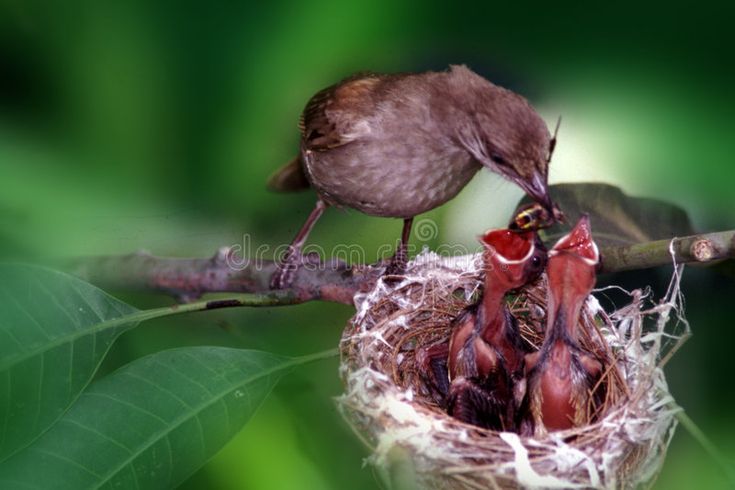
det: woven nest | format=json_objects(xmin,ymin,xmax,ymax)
[{"xmin": 338, "ymin": 250, "xmax": 688, "ymax": 489}]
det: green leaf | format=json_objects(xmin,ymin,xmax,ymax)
[
  {"xmin": 0, "ymin": 346, "xmax": 319, "ymax": 490},
  {"xmin": 0, "ymin": 265, "xmax": 140, "ymax": 461},
  {"xmin": 516, "ymin": 183, "xmax": 695, "ymax": 247},
  {"xmin": 0, "ymin": 264, "xmax": 303, "ymax": 463}
]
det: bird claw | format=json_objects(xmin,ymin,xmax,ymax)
[
  {"xmin": 270, "ymin": 250, "xmax": 345, "ymax": 289},
  {"xmin": 384, "ymin": 248, "xmax": 408, "ymax": 276},
  {"xmin": 270, "ymin": 247, "xmax": 315, "ymax": 290},
  {"xmin": 270, "ymin": 255, "xmax": 299, "ymax": 290}
]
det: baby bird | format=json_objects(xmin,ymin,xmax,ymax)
[
  {"xmin": 523, "ymin": 215, "xmax": 603, "ymax": 435},
  {"xmin": 445, "ymin": 228, "xmax": 546, "ymax": 430}
]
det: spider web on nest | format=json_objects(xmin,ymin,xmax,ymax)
[{"xmin": 337, "ymin": 247, "xmax": 689, "ymax": 489}]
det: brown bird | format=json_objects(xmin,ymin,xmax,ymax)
[
  {"xmin": 523, "ymin": 215, "xmax": 603, "ymax": 436},
  {"xmin": 268, "ymin": 65, "xmax": 561, "ymax": 288},
  {"xmin": 443, "ymin": 228, "xmax": 546, "ymax": 430}
]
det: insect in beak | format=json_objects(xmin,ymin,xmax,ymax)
[{"xmin": 510, "ymin": 202, "xmax": 560, "ymax": 231}]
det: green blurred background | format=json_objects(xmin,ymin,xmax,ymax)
[{"xmin": 1, "ymin": 1, "xmax": 734, "ymax": 488}]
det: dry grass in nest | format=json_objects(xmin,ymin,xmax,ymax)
[{"xmin": 338, "ymin": 251, "xmax": 687, "ymax": 489}]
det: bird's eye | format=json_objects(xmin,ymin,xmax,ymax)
[{"xmin": 490, "ymin": 153, "xmax": 507, "ymax": 166}]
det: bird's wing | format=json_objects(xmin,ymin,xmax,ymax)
[
  {"xmin": 300, "ymin": 72, "xmax": 383, "ymax": 151},
  {"xmin": 267, "ymin": 73, "xmax": 384, "ymax": 192},
  {"xmin": 448, "ymin": 306, "xmax": 481, "ymax": 378}
]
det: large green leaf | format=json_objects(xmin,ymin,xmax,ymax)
[
  {"xmin": 516, "ymin": 183, "xmax": 695, "ymax": 247},
  {"xmin": 0, "ymin": 347, "xmax": 305, "ymax": 490},
  {"xmin": 0, "ymin": 265, "xmax": 140, "ymax": 461}
]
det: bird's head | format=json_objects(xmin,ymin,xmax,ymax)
[
  {"xmin": 479, "ymin": 228, "xmax": 547, "ymax": 291},
  {"xmin": 476, "ymin": 109, "xmax": 563, "ymax": 222},
  {"xmin": 450, "ymin": 66, "xmax": 563, "ymax": 222}
]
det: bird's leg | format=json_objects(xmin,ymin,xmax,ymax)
[
  {"xmin": 270, "ymin": 199, "xmax": 327, "ymax": 289},
  {"xmin": 385, "ymin": 217, "xmax": 413, "ymax": 275}
]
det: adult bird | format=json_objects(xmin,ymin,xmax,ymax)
[
  {"xmin": 523, "ymin": 215, "xmax": 604, "ymax": 436},
  {"xmin": 444, "ymin": 228, "xmax": 546, "ymax": 430},
  {"xmin": 268, "ymin": 65, "xmax": 561, "ymax": 289}
]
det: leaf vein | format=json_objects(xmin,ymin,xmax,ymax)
[{"xmin": 90, "ymin": 357, "xmax": 293, "ymax": 489}]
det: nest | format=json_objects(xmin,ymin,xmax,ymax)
[{"xmin": 338, "ymin": 250, "xmax": 688, "ymax": 489}]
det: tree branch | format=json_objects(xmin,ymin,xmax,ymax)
[
  {"xmin": 68, "ymin": 248, "xmax": 381, "ymax": 306},
  {"xmin": 67, "ymin": 230, "xmax": 735, "ymax": 306},
  {"xmin": 599, "ymin": 230, "xmax": 735, "ymax": 273}
]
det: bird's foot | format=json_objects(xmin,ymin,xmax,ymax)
[
  {"xmin": 384, "ymin": 247, "xmax": 408, "ymax": 277},
  {"xmin": 270, "ymin": 249, "xmax": 323, "ymax": 290}
]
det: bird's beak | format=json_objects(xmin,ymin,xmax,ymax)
[
  {"xmin": 546, "ymin": 215, "xmax": 599, "ymax": 320},
  {"xmin": 524, "ymin": 174, "xmax": 563, "ymax": 222},
  {"xmin": 478, "ymin": 229, "xmax": 534, "ymax": 263},
  {"xmin": 550, "ymin": 214, "xmax": 599, "ymax": 265}
]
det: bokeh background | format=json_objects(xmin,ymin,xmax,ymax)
[{"xmin": 1, "ymin": 1, "xmax": 734, "ymax": 488}]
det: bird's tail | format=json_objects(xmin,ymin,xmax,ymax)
[{"xmin": 266, "ymin": 156, "xmax": 311, "ymax": 192}]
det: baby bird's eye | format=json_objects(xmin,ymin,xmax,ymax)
[{"xmin": 490, "ymin": 152, "xmax": 507, "ymax": 166}]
